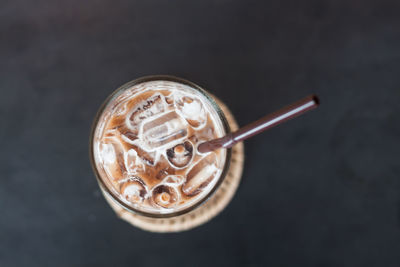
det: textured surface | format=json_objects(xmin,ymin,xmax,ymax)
[{"xmin": 1, "ymin": 0, "xmax": 400, "ymax": 266}]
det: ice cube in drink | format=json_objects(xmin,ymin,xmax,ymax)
[
  {"xmin": 126, "ymin": 93, "xmax": 167, "ymax": 134},
  {"xmin": 140, "ymin": 111, "xmax": 188, "ymax": 151},
  {"xmin": 100, "ymin": 138, "xmax": 126, "ymax": 180},
  {"xmin": 166, "ymin": 141, "xmax": 193, "ymax": 168},
  {"xmin": 120, "ymin": 177, "xmax": 148, "ymax": 204},
  {"xmin": 182, "ymin": 153, "xmax": 218, "ymax": 196},
  {"xmin": 152, "ymin": 184, "xmax": 179, "ymax": 208},
  {"xmin": 175, "ymin": 93, "xmax": 207, "ymax": 129}
]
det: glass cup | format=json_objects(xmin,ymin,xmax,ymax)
[{"xmin": 89, "ymin": 75, "xmax": 232, "ymax": 218}]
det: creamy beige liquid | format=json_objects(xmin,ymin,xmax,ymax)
[{"xmin": 93, "ymin": 80, "xmax": 226, "ymax": 214}]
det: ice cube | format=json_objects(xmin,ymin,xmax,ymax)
[
  {"xmin": 124, "ymin": 149, "xmax": 145, "ymax": 174},
  {"xmin": 140, "ymin": 111, "xmax": 188, "ymax": 151},
  {"xmin": 166, "ymin": 141, "xmax": 193, "ymax": 168},
  {"xmin": 163, "ymin": 175, "xmax": 184, "ymax": 186},
  {"xmin": 100, "ymin": 143, "xmax": 116, "ymax": 164},
  {"xmin": 182, "ymin": 153, "xmax": 218, "ymax": 196},
  {"xmin": 100, "ymin": 138, "xmax": 126, "ymax": 180},
  {"xmin": 126, "ymin": 93, "xmax": 167, "ymax": 131},
  {"xmin": 174, "ymin": 93, "xmax": 207, "ymax": 129},
  {"xmin": 118, "ymin": 125, "xmax": 138, "ymax": 143},
  {"xmin": 132, "ymin": 145, "xmax": 157, "ymax": 166},
  {"xmin": 105, "ymin": 124, "xmax": 138, "ymax": 144},
  {"xmin": 151, "ymin": 184, "xmax": 179, "ymax": 208},
  {"xmin": 120, "ymin": 177, "xmax": 148, "ymax": 204}
]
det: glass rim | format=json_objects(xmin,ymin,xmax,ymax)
[{"xmin": 89, "ymin": 75, "xmax": 232, "ymax": 218}]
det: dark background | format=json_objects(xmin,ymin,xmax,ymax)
[{"xmin": 1, "ymin": 0, "xmax": 400, "ymax": 266}]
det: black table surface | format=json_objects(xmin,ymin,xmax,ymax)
[{"xmin": 2, "ymin": 0, "xmax": 400, "ymax": 266}]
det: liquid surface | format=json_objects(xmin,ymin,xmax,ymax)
[{"xmin": 93, "ymin": 80, "xmax": 227, "ymax": 214}]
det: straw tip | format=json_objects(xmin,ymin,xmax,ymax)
[{"xmin": 311, "ymin": 94, "xmax": 320, "ymax": 106}]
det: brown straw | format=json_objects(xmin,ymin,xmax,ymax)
[{"xmin": 197, "ymin": 94, "xmax": 319, "ymax": 153}]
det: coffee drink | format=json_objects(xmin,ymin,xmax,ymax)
[{"xmin": 91, "ymin": 78, "xmax": 228, "ymax": 216}]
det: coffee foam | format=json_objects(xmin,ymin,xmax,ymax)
[{"xmin": 93, "ymin": 80, "xmax": 226, "ymax": 215}]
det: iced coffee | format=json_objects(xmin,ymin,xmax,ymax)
[{"xmin": 91, "ymin": 78, "xmax": 229, "ymax": 216}]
